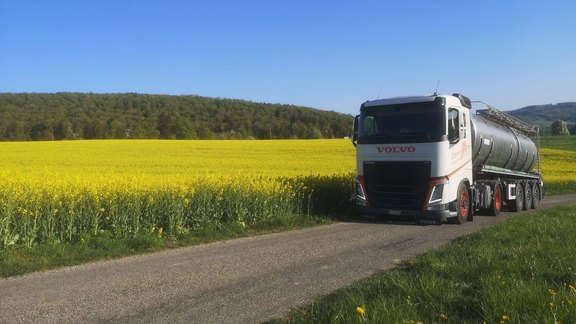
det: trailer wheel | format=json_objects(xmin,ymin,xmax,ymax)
[
  {"xmin": 510, "ymin": 182, "xmax": 524, "ymax": 212},
  {"xmin": 449, "ymin": 182, "xmax": 469, "ymax": 224},
  {"xmin": 486, "ymin": 183, "xmax": 502, "ymax": 216},
  {"xmin": 531, "ymin": 183, "xmax": 540, "ymax": 209},
  {"xmin": 523, "ymin": 182, "xmax": 532, "ymax": 211}
]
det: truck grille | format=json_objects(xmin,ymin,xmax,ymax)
[{"xmin": 363, "ymin": 161, "xmax": 431, "ymax": 211}]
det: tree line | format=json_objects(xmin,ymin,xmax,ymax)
[
  {"xmin": 0, "ymin": 93, "xmax": 354, "ymax": 141},
  {"xmin": 551, "ymin": 120, "xmax": 571, "ymax": 136}
]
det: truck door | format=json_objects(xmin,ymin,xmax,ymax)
[
  {"xmin": 448, "ymin": 108, "xmax": 471, "ymax": 165},
  {"xmin": 448, "ymin": 108, "xmax": 460, "ymax": 144}
]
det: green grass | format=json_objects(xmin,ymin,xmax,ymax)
[
  {"xmin": 273, "ymin": 205, "xmax": 576, "ymax": 323},
  {"xmin": 540, "ymin": 135, "xmax": 576, "ymax": 151},
  {"xmin": 0, "ymin": 213, "xmax": 331, "ymax": 278},
  {"xmin": 0, "ymin": 234, "xmax": 163, "ymax": 278}
]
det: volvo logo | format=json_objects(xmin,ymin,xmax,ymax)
[{"xmin": 376, "ymin": 146, "xmax": 416, "ymax": 153}]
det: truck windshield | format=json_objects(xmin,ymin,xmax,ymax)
[{"xmin": 359, "ymin": 102, "xmax": 446, "ymax": 144}]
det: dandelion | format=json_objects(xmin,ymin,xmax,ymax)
[
  {"xmin": 549, "ymin": 288, "xmax": 558, "ymax": 297},
  {"xmin": 356, "ymin": 306, "xmax": 365, "ymax": 317},
  {"xmin": 439, "ymin": 313, "xmax": 448, "ymax": 320},
  {"xmin": 406, "ymin": 295, "xmax": 413, "ymax": 306}
]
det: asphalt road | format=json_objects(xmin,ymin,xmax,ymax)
[{"xmin": 1, "ymin": 194, "xmax": 575, "ymax": 324}]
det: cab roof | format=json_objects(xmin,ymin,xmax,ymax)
[
  {"xmin": 362, "ymin": 93, "xmax": 471, "ymax": 109},
  {"xmin": 362, "ymin": 95, "xmax": 436, "ymax": 107}
]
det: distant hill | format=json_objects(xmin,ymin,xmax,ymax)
[
  {"xmin": 0, "ymin": 93, "xmax": 353, "ymax": 141},
  {"xmin": 507, "ymin": 102, "xmax": 576, "ymax": 135}
]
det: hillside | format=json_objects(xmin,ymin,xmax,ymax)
[
  {"xmin": 507, "ymin": 102, "xmax": 576, "ymax": 134},
  {"xmin": 0, "ymin": 93, "xmax": 353, "ymax": 141}
]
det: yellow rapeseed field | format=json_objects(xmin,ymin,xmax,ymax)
[
  {"xmin": 540, "ymin": 147, "xmax": 576, "ymax": 194},
  {"xmin": 0, "ymin": 139, "xmax": 573, "ymax": 248},
  {"xmin": 0, "ymin": 139, "xmax": 356, "ymax": 247},
  {"xmin": 0, "ymin": 139, "xmax": 355, "ymax": 186}
]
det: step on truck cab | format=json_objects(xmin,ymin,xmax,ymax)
[{"xmin": 351, "ymin": 93, "xmax": 543, "ymax": 225}]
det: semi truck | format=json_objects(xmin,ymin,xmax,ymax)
[{"xmin": 351, "ymin": 93, "xmax": 543, "ymax": 225}]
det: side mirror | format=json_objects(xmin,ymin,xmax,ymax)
[{"xmin": 352, "ymin": 115, "xmax": 359, "ymax": 147}]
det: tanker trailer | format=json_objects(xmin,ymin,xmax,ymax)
[
  {"xmin": 352, "ymin": 93, "xmax": 543, "ymax": 225},
  {"xmin": 469, "ymin": 104, "xmax": 542, "ymax": 214}
]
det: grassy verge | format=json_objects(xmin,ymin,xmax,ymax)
[
  {"xmin": 274, "ymin": 205, "xmax": 576, "ymax": 323},
  {"xmin": 0, "ymin": 212, "xmax": 332, "ymax": 278},
  {"xmin": 540, "ymin": 136, "xmax": 576, "ymax": 151}
]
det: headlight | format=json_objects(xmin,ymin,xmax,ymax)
[
  {"xmin": 354, "ymin": 177, "xmax": 368, "ymax": 206},
  {"xmin": 355, "ymin": 179, "xmax": 366, "ymax": 199},
  {"xmin": 429, "ymin": 184, "xmax": 444, "ymax": 204}
]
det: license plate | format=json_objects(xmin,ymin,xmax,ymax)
[{"xmin": 389, "ymin": 210, "xmax": 401, "ymax": 215}]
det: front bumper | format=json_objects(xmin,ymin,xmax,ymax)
[{"xmin": 357, "ymin": 206, "xmax": 451, "ymax": 225}]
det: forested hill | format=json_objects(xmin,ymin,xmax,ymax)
[
  {"xmin": 508, "ymin": 102, "xmax": 576, "ymax": 123},
  {"xmin": 507, "ymin": 102, "xmax": 576, "ymax": 134},
  {"xmin": 0, "ymin": 93, "xmax": 353, "ymax": 141}
]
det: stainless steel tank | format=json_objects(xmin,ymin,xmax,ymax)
[{"xmin": 470, "ymin": 114, "xmax": 537, "ymax": 173}]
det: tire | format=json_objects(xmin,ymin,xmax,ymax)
[
  {"xmin": 523, "ymin": 182, "xmax": 532, "ymax": 211},
  {"xmin": 531, "ymin": 183, "xmax": 540, "ymax": 209},
  {"xmin": 486, "ymin": 183, "xmax": 502, "ymax": 216},
  {"xmin": 449, "ymin": 182, "xmax": 469, "ymax": 224},
  {"xmin": 510, "ymin": 182, "xmax": 524, "ymax": 212}
]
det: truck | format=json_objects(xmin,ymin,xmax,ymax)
[{"xmin": 351, "ymin": 93, "xmax": 543, "ymax": 225}]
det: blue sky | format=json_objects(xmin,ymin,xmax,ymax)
[{"xmin": 1, "ymin": 0, "xmax": 575, "ymax": 114}]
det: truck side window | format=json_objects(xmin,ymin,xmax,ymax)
[
  {"xmin": 448, "ymin": 108, "xmax": 459, "ymax": 143},
  {"xmin": 462, "ymin": 112, "xmax": 467, "ymax": 138},
  {"xmin": 361, "ymin": 116, "xmax": 376, "ymax": 136}
]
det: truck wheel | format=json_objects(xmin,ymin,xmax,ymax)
[
  {"xmin": 486, "ymin": 184, "xmax": 502, "ymax": 216},
  {"xmin": 523, "ymin": 182, "xmax": 532, "ymax": 211},
  {"xmin": 531, "ymin": 183, "xmax": 540, "ymax": 209},
  {"xmin": 449, "ymin": 182, "xmax": 469, "ymax": 224},
  {"xmin": 510, "ymin": 182, "xmax": 524, "ymax": 212}
]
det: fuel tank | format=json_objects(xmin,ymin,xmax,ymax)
[{"xmin": 470, "ymin": 114, "xmax": 537, "ymax": 173}]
